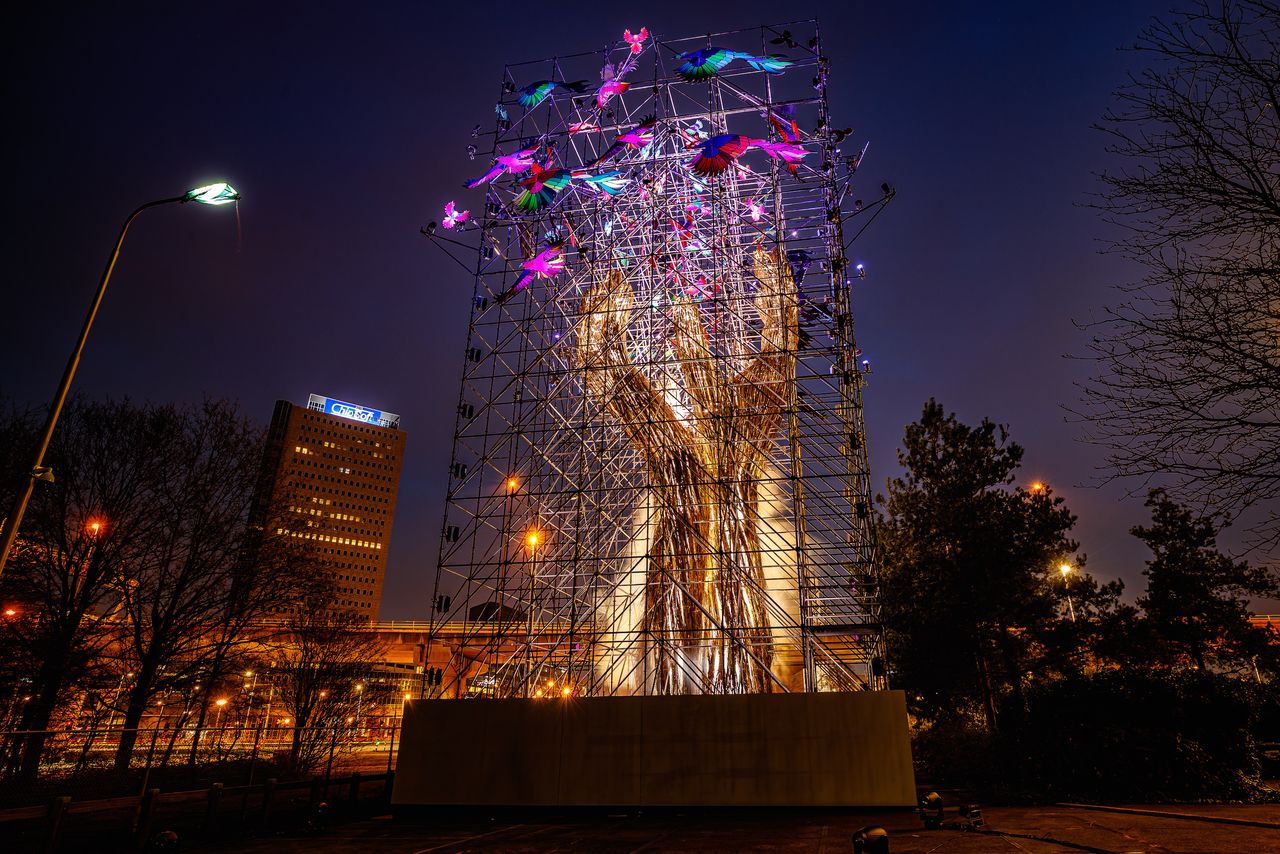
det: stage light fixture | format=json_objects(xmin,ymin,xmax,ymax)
[{"xmin": 851, "ymin": 825, "xmax": 888, "ymax": 854}]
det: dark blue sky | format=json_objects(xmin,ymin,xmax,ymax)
[{"xmin": 10, "ymin": 2, "xmax": 1265, "ymax": 618}]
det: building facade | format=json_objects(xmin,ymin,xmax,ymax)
[{"xmin": 258, "ymin": 394, "xmax": 406, "ymax": 620}]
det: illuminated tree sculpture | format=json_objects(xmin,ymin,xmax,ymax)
[
  {"xmin": 423, "ymin": 20, "xmax": 891, "ymax": 698},
  {"xmin": 578, "ymin": 248, "xmax": 797, "ymax": 693}
]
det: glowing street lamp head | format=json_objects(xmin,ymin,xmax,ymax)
[
  {"xmin": 86, "ymin": 519, "xmax": 104, "ymax": 536},
  {"xmin": 215, "ymin": 698, "xmax": 227, "ymax": 708},
  {"xmin": 1059, "ymin": 563, "xmax": 1073, "ymax": 577},
  {"xmin": 1030, "ymin": 481, "xmax": 1046, "ymax": 494},
  {"xmin": 507, "ymin": 477, "xmax": 519, "ymax": 491},
  {"xmin": 184, "ymin": 182, "xmax": 240, "ymax": 206},
  {"xmin": 527, "ymin": 531, "xmax": 540, "ymax": 548}
]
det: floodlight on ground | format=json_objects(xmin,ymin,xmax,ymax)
[
  {"xmin": 918, "ymin": 790, "xmax": 943, "ymax": 828},
  {"xmin": 851, "ymin": 825, "xmax": 888, "ymax": 854}
]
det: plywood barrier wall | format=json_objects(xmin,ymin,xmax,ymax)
[{"xmin": 392, "ymin": 691, "xmax": 915, "ymax": 807}]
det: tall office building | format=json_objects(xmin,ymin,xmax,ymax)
[{"xmin": 258, "ymin": 394, "xmax": 406, "ymax": 620}]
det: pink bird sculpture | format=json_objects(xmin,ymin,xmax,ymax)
[
  {"xmin": 463, "ymin": 144, "xmax": 540, "ymax": 189},
  {"xmin": 497, "ymin": 241, "xmax": 566, "ymax": 303},
  {"xmin": 442, "ymin": 201, "xmax": 469, "ymax": 228},
  {"xmin": 596, "ymin": 79, "xmax": 631, "ymax": 109},
  {"xmin": 768, "ymin": 112, "xmax": 805, "ymax": 175},
  {"xmin": 753, "ymin": 140, "xmax": 808, "ymax": 170},
  {"xmin": 623, "ymin": 27, "xmax": 649, "ymax": 54},
  {"xmin": 585, "ymin": 115, "xmax": 656, "ymax": 168}
]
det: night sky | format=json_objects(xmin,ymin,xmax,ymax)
[{"xmin": 7, "ymin": 2, "xmax": 1269, "ymax": 618}]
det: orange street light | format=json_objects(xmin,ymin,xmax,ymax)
[
  {"xmin": 507, "ymin": 477, "xmax": 519, "ymax": 491},
  {"xmin": 86, "ymin": 519, "xmax": 104, "ymax": 536},
  {"xmin": 526, "ymin": 531, "xmax": 540, "ymax": 548},
  {"xmin": 1029, "ymin": 481, "xmax": 1046, "ymax": 494},
  {"xmin": 1058, "ymin": 563, "xmax": 1077, "ymax": 622},
  {"xmin": 215, "ymin": 698, "xmax": 227, "ymax": 707}
]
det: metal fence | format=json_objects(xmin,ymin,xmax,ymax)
[{"xmin": 0, "ymin": 716, "xmax": 401, "ymax": 808}]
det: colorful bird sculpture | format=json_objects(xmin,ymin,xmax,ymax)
[
  {"xmin": 463, "ymin": 144, "xmax": 540, "ymax": 189},
  {"xmin": 497, "ymin": 241, "xmax": 566, "ymax": 303},
  {"xmin": 623, "ymin": 27, "xmax": 649, "ymax": 54},
  {"xmin": 768, "ymin": 112, "xmax": 805, "ymax": 175},
  {"xmin": 753, "ymin": 139, "xmax": 808, "ymax": 171},
  {"xmin": 575, "ymin": 170, "xmax": 631, "ymax": 196},
  {"xmin": 514, "ymin": 163, "xmax": 575, "ymax": 212},
  {"xmin": 514, "ymin": 165, "xmax": 631, "ymax": 212},
  {"xmin": 685, "ymin": 132, "xmax": 808, "ymax": 176},
  {"xmin": 585, "ymin": 115, "xmax": 656, "ymax": 167},
  {"xmin": 517, "ymin": 79, "xmax": 589, "ymax": 109},
  {"xmin": 675, "ymin": 48, "xmax": 791, "ymax": 82},
  {"xmin": 687, "ymin": 134, "xmax": 753, "ymax": 175},
  {"xmin": 442, "ymin": 201, "xmax": 469, "ymax": 229},
  {"xmin": 596, "ymin": 79, "xmax": 631, "ymax": 109}
]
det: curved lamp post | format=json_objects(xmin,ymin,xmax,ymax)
[{"xmin": 0, "ymin": 182, "xmax": 240, "ymax": 578}]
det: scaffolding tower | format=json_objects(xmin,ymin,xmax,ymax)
[{"xmin": 423, "ymin": 20, "xmax": 891, "ymax": 699}]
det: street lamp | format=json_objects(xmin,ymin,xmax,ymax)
[
  {"xmin": 1059, "ymin": 563, "xmax": 1077, "ymax": 623},
  {"xmin": 0, "ymin": 182, "xmax": 240, "ymax": 580},
  {"xmin": 525, "ymin": 529, "xmax": 541, "ymax": 696}
]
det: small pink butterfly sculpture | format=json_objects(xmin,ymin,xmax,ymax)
[
  {"xmin": 745, "ymin": 198, "xmax": 764, "ymax": 222},
  {"xmin": 442, "ymin": 201, "xmax": 469, "ymax": 229}
]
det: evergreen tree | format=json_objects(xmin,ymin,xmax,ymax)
[
  {"xmin": 879, "ymin": 400, "xmax": 1117, "ymax": 730},
  {"xmin": 1132, "ymin": 489, "xmax": 1280, "ymax": 676}
]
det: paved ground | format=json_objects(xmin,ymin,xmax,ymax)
[{"xmin": 191, "ymin": 803, "xmax": 1280, "ymax": 853}]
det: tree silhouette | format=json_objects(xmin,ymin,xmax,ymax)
[
  {"xmin": 1081, "ymin": 0, "xmax": 1280, "ymax": 551},
  {"xmin": 1131, "ymin": 489, "xmax": 1280, "ymax": 675},
  {"xmin": 878, "ymin": 400, "xmax": 1117, "ymax": 730}
]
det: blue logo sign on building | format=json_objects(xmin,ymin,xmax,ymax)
[{"xmin": 307, "ymin": 394, "xmax": 400, "ymax": 429}]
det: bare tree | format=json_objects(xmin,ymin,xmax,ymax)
[
  {"xmin": 0, "ymin": 399, "xmax": 157, "ymax": 780},
  {"xmin": 271, "ymin": 591, "xmax": 385, "ymax": 773},
  {"xmin": 1080, "ymin": 1, "xmax": 1280, "ymax": 550},
  {"xmin": 108, "ymin": 399, "xmax": 322, "ymax": 769}
]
